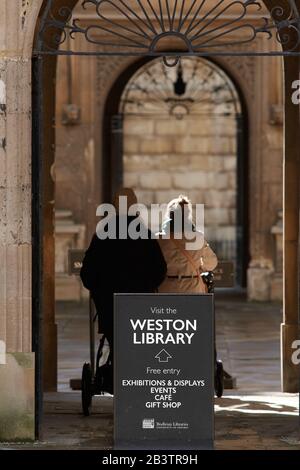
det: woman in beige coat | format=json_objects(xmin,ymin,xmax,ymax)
[{"xmin": 158, "ymin": 195, "xmax": 218, "ymax": 294}]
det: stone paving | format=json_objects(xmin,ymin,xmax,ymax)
[{"xmin": 2, "ymin": 294, "xmax": 299, "ymax": 450}]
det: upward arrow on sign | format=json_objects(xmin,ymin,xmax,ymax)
[{"xmin": 155, "ymin": 349, "xmax": 172, "ymax": 363}]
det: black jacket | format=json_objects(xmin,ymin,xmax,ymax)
[{"xmin": 80, "ymin": 215, "xmax": 167, "ymax": 298}]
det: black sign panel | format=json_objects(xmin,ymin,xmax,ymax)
[
  {"xmin": 114, "ymin": 294, "xmax": 214, "ymax": 450},
  {"xmin": 68, "ymin": 249, "xmax": 85, "ymax": 275},
  {"xmin": 213, "ymin": 261, "xmax": 235, "ymax": 288}
]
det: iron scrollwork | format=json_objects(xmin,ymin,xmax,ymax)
[{"xmin": 35, "ymin": 0, "xmax": 300, "ymax": 61}]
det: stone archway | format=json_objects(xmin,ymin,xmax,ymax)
[
  {"xmin": 2, "ymin": 0, "xmax": 300, "ymax": 444},
  {"xmin": 30, "ymin": 0, "xmax": 300, "ymax": 439}
]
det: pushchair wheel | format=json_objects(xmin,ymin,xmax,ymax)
[
  {"xmin": 215, "ymin": 360, "xmax": 224, "ymax": 398},
  {"xmin": 82, "ymin": 362, "xmax": 93, "ymax": 416}
]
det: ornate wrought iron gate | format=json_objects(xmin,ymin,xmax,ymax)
[{"xmin": 35, "ymin": 0, "xmax": 300, "ymax": 62}]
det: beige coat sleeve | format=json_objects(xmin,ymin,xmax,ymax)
[{"xmin": 199, "ymin": 241, "xmax": 218, "ymax": 272}]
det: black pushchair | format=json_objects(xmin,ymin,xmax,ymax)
[
  {"xmin": 81, "ymin": 272, "xmax": 224, "ymax": 416},
  {"xmin": 201, "ymin": 271, "xmax": 224, "ymax": 398},
  {"xmin": 81, "ymin": 296, "xmax": 113, "ymax": 416}
]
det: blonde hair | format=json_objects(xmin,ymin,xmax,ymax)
[{"xmin": 165, "ymin": 195, "xmax": 193, "ymax": 232}]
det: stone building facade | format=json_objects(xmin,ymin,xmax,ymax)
[
  {"xmin": 122, "ymin": 57, "xmax": 238, "ymax": 265},
  {"xmin": 54, "ymin": 46, "xmax": 283, "ymax": 298},
  {"xmin": 0, "ymin": 0, "xmax": 299, "ymax": 442}
]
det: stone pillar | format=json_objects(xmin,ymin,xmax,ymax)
[
  {"xmin": 246, "ymin": 53, "xmax": 279, "ymax": 302},
  {"xmin": 0, "ymin": 0, "xmax": 44, "ymax": 441},
  {"xmin": 270, "ymin": 211, "xmax": 283, "ymax": 301},
  {"xmin": 281, "ymin": 56, "xmax": 300, "ymax": 392}
]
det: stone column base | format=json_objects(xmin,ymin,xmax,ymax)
[
  {"xmin": 281, "ymin": 323, "xmax": 300, "ymax": 392},
  {"xmin": 0, "ymin": 353, "xmax": 35, "ymax": 441},
  {"xmin": 247, "ymin": 266, "xmax": 273, "ymax": 301},
  {"xmin": 270, "ymin": 274, "xmax": 283, "ymax": 301}
]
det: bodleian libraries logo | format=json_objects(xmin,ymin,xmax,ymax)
[
  {"xmin": 142, "ymin": 419, "xmax": 189, "ymax": 430},
  {"xmin": 95, "ymin": 196, "xmax": 205, "ymax": 250},
  {"xmin": 142, "ymin": 419, "xmax": 155, "ymax": 429}
]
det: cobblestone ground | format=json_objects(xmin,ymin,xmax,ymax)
[{"xmin": 2, "ymin": 295, "xmax": 300, "ymax": 450}]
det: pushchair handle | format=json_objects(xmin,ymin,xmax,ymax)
[{"xmin": 201, "ymin": 271, "xmax": 214, "ymax": 293}]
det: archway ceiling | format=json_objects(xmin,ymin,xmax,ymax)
[
  {"xmin": 120, "ymin": 57, "xmax": 241, "ymax": 117},
  {"xmin": 35, "ymin": 0, "xmax": 300, "ymax": 59}
]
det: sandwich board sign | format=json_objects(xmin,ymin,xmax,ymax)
[
  {"xmin": 68, "ymin": 249, "xmax": 85, "ymax": 276},
  {"xmin": 213, "ymin": 261, "xmax": 235, "ymax": 288},
  {"xmin": 114, "ymin": 294, "xmax": 214, "ymax": 450}
]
